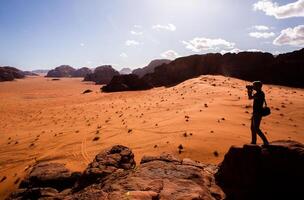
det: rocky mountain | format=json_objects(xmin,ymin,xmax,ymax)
[
  {"xmin": 0, "ymin": 66, "xmax": 25, "ymax": 82},
  {"xmin": 7, "ymin": 140, "xmax": 303, "ymax": 200},
  {"xmin": 83, "ymin": 65, "xmax": 119, "ymax": 84},
  {"xmin": 46, "ymin": 65, "xmax": 76, "ymax": 77},
  {"xmin": 119, "ymin": 68, "xmax": 132, "ymax": 75},
  {"xmin": 71, "ymin": 67, "xmax": 92, "ymax": 77},
  {"xmin": 132, "ymin": 59, "xmax": 171, "ymax": 78},
  {"xmin": 102, "ymin": 48, "xmax": 303, "ymax": 92},
  {"xmin": 102, "ymin": 74, "xmax": 152, "ymax": 92},
  {"xmin": 143, "ymin": 48, "xmax": 304, "ymax": 88}
]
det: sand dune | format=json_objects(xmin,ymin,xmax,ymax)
[{"xmin": 0, "ymin": 76, "xmax": 303, "ymax": 198}]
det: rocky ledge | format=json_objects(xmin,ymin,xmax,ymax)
[{"xmin": 7, "ymin": 140, "xmax": 304, "ymax": 200}]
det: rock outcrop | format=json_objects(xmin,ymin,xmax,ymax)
[
  {"xmin": 19, "ymin": 163, "xmax": 80, "ymax": 191},
  {"xmin": 102, "ymin": 48, "xmax": 303, "ymax": 92},
  {"xmin": 46, "ymin": 65, "xmax": 76, "ymax": 77},
  {"xmin": 0, "ymin": 66, "xmax": 25, "ymax": 82},
  {"xmin": 215, "ymin": 140, "xmax": 304, "ymax": 200},
  {"xmin": 132, "ymin": 59, "xmax": 171, "ymax": 78},
  {"xmin": 83, "ymin": 65, "xmax": 119, "ymax": 84},
  {"xmin": 143, "ymin": 48, "xmax": 304, "ymax": 88},
  {"xmin": 8, "ymin": 145, "xmax": 224, "ymax": 200},
  {"xmin": 8, "ymin": 141, "xmax": 304, "ymax": 200},
  {"xmin": 71, "ymin": 67, "xmax": 92, "ymax": 77},
  {"xmin": 119, "ymin": 68, "xmax": 132, "ymax": 75},
  {"xmin": 101, "ymin": 74, "xmax": 153, "ymax": 92}
]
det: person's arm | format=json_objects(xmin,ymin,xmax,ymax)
[{"xmin": 247, "ymin": 89, "xmax": 254, "ymax": 100}]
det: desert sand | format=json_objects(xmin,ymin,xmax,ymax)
[{"xmin": 0, "ymin": 75, "xmax": 303, "ymax": 198}]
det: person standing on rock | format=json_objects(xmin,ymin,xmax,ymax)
[{"xmin": 247, "ymin": 81, "xmax": 269, "ymax": 145}]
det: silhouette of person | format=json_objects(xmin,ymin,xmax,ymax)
[{"xmin": 247, "ymin": 81, "xmax": 269, "ymax": 145}]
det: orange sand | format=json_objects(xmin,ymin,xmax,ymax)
[{"xmin": 0, "ymin": 75, "xmax": 303, "ymax": 198}]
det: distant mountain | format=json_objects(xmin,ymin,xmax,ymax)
[
  {"xmin": 0, "ymin": 66, "xmax": 25, "ymax": 82},
  {"xmin": 132, "ymin": 59, "xmax": 171, "ymax": 78},
  {"xmin": 46, "ymin": 65, "xmax": 76, "ymax": 77},
  {"xmin": 71, "ymin": 67, "xmax": 92, "ymax": 77},
  {"xmin": 83, "ymin": 65, "xmax": 119, "ymax": 84},
  {"xmin": 32, "ymin": 69, "xmax": 49, "ymax": 74},
  {"xmin": 119, "ymin": 68, "xmax": 132, "ymax": 75},
  {"xmin": 23, "ymin": 71, "xmax": 39, "ymax": 76}
]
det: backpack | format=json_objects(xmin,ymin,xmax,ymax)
[{"xmin": 261, "ymin": 99, "xmax": 271, "ymax": 117}]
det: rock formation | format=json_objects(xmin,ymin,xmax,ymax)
[
  {"xmin": 215, "ymin": 140, "xmax": 304, "ymax": 200},
  {"xmin": 101, "ymin": 74, "xmax": 153, "ymax": 92},
  {"xmin": 46, "ymin": 65, "xmax": 76, "ymax": 77},
  {"xmin": 119, "ymin": 68, "xmax": 132, "ymax": 75},
  {"xmin": 0, "ymin": 66, "xmax": 25, "ymax": 82},
  {"xmin": 8, "ymin": 145, "xmax": 224, "ymax": 200},
  {"xmin": 7, "ymin": 140, "xmax": 304, "ymax": 200},
  {"xmin": 83, "ymin": 65, "xmax": 119, "ymax": 84},
  {"xmin": 132, "ymin": 59, "xmax": 171, "ymax": 78},
  {"xmin": 71, "ymin": 67, "xmax": 92, "ymax": 77},
  {"xmin": 143, "ymin": 48, "xmax": 304, "ymax": 88},
  {"xmin": 101, "ymin": 48, "xmax": 303, "ymax": 92}
]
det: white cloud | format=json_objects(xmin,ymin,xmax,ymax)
[
  {"xmin": 253, "ymin": 0, "xmax": 304, "ymax": 19},
  {"xmin": 80, "ymin": 43, "xmax": 85, "ymax": 47},
  {"xmin": 273, "ymin": 25, "xmax": 304, "ymax": 46},
  {"xmin": 133, "ymin": 25, "xmax": 142, "ymax": 29},
  {"xmin": 273, "ymin": 50, "xmax": 281, "ymax": 55},
  {"xmin": 130, "ymin": 30, "xmax": 143, "ymax": 35},
  {"xmin": 220, "ymin": 48, "xmax": 263, "ymax": 54},
  {"xmin": 246, "ymin": 49, "xmax": 263, "ymax": 52},
  {"xmin": 120, "ymin": 53, "xmax": 128, "ymax": 58},
  {"xmin": 182, "ymin": 37, "xmax": 235, "ymax": 52},
  {"xmin": 125, "ymin": 40, "xmax": 140, "ymax": 46},
  {"xmin": 249, "ymin": 31, "xmax": 275, "ymax": 38},
  {"xmin": 161, "ymin": 50, "xmax": 179, "ymax": 60},
  {"xmin": 220, "ymin": 48, "xmax": 241, "ymax": 54},
  {"xmin": 253, "ymin": 25, "xmax": 270, "ymax": 31},
  {"xmin": 152, "ymin": 23, "xmax": 176, "ymax": 31}
]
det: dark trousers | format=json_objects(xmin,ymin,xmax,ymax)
[{"xmin": 251, "ymin": 114, "xmax": 269, "ymax": 145}]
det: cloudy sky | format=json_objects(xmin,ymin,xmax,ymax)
[{"xmin": 0, "ymin": 0, "xmax": 303, "ymax": 70}]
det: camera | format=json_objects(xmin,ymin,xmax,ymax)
[{"xmin": 246, "ymin": 85, "xmax": 254, "ymax": 90}]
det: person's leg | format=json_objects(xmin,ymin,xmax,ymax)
[
  {"xmin": 255, "ymin": 115, "xmax": 269, "ymax": 145},
  {"xmin": 250, "ymin": 116, "xmax": 257, "ymax": 144}
]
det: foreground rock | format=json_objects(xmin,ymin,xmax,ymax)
[
  {"xmin": 8, "ymin": 145, "xmax": 224, "ymax": 200},
  {"xmin": 83, "ymin": 65, "xmax": 119, "ymax": 84},
  {"xmin": 19, "ymin": 163, "xmax": 80, "ymax": 191},
  {"xmin": 8, "ymin": 140, "xmax": 303, "ymax": 200},
  {"xmin": 101, "ymin": 74, "xmax": 153, "ymax": 92},
  {"xmin": 215, "ymin": 140, "xmax": 304, "ymax": 200},
  {"xmin": 69, "ymin": 153, "xmax": 224, "ymax": 200},
  {"xmin": 46, "ymin": 65, "xmax": 76, "ymax": 77},
  {"xmin": 74, "ymin": 145, "xmax": 136, "ymax": 190},
  {"xmin": 0, "ymin": 66, "xmax": 25, "ymax": 82}
]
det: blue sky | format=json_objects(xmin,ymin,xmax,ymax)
[{"xmin": 0, "ymin": 0, "xmax": 303, "ymax": 70}]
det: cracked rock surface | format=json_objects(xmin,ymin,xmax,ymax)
[{"xmin": 8, "ymin": 145, "xmax": 224, "ymax": 200}]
